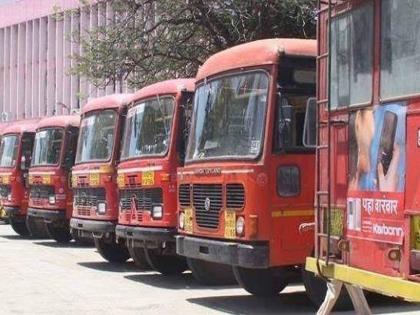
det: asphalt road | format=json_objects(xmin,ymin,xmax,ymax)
[{"xmin": 0, "ymin": 222, "xmax": 419, "ymax": 315}]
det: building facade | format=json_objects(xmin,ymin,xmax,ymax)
[{"xmin": 0, "ymin": 0, "xmax": 130, "ymax": 121}]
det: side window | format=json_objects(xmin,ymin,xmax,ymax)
[
  {"xmin": 381, "ymin": 0, "xmax": 420, "ymax": 99},
  {"xmin": 22, "ymin": 133, "xmax": 35, "ymax": 168},
  {"xmin": 277, "ymin": 165, "xmax": 300, "ymax": 197},
  {"xmin": 274, "ymin": 58, "xmax": 316, "ymax": 151},
  {"xmin": 65, "ymin": 127, "xmax": 78, "ymax": 167},
  {"xmin": 178, "ymin": 92, "xmax": 194, "ymax": 163},
  {"xmin": 330, "ymin": 2, "xmax": 374, "ymax": 108}
]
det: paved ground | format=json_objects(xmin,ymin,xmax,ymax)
[{"xmin": 0, "ymin": 222, "xmax": 419, "ymax": 315}]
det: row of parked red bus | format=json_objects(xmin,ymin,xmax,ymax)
[
  {"xmin": 0, "ymin": 38, "xmax": 334, "ymax": 307},
  {"xmin": 2, "ymin": 0, "xmax": 420, "ymax": 309}
]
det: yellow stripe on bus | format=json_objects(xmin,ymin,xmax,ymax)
[
  {"xmin": 306, "ymin": 257, "xmax": 420, "ymax": 302},
  {"xmin": 272, "ymin": 209, "xmax": 314, "ymax": 218}
]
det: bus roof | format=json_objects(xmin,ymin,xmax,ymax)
[
  {"xmin": 36, "ymin": 114, "xmax": 80, "ymax": 130},
  {"xmin": 82, "ymin": 94, "xmax": 133, "ymax": 115},
  {"xmin": 3, "ymin": 118, "xmax": 41, "ymax": 135},
  {"xmin": 0, "ymin": 122, "xmax": 10, "ymax": 135},
  {"xmin": 132, "ymin": 79, "xmax": 195, "ymax": 103},
  {"xmin": 196, "ymin": 38, "xmax": 317, "ymax": 82}
]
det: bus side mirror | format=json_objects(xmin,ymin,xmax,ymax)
[{"xmin": 303, "ymin": 97, "xmax": 317, "ymax": 148}]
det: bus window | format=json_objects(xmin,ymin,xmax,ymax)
[
  {"xmin": 381, "ymin": 0, "xmax": 420, "ymax": 99},
  {"xmin": 330, "ymin": 2, "xmax": 374, "ymax": 108}
]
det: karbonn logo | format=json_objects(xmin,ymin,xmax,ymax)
[{"xmin": 372, "ymin": 224, "xmax": 403, "ymax": 237}]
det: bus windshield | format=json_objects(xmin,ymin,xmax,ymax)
[
  {"xmin": 186, "ymin": 71, "xmax": 269, "ymax": 161},
  {"xmin": 121, "ymin": 96, "xmax": 174, "ymax": 159},
  {"xmin": 76, "ymin": 110, "xmax": 117, "ymax": 163},
  {"xmin": 31, "ymin": 128, "xmax": 64, "ymax": 166},
  {"xmin": 0, "ymin": 134, "xmax": 19, "ymax": 167}
]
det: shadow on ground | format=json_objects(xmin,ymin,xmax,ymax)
[
  {"xmin": 125, "ymin": 272, "xmax": 239, "ymax": 291},
  {"xmin": 187, "ymin": 291, "xmax": 315, "ymax": 315},
  {"xmin": 33, "ymin": 240, "xmax": 94, "ymax": 248},
  {"xmin": 78, "ymin": 261, "xmax": 146, "ymax": 273},
  {"xmin": 1, "ymin": 234, "xmax": 34, "ymax": 240}
]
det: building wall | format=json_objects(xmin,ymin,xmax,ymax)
[{"xmin": 0, "ymin": 0, "xmax": 131, "ymax": 121}]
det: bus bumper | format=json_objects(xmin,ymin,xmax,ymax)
[
  {"xmin": 176, "ymin": 235, "xmax": 269, "ymax": 269},
  {"xmin": 28, "ymin": 208, "xmax": 66, "ymax": 223},
  {"xmin": 70, "ymin": 218, "xmax": 115, "ymax": 236},
  {"xmin": 306, "ymin": 257, "xmax": 420, "ymax": 302},
  {"xmin": 3, "ymin": 206, "xmax": 20, "ymax": 217},
  {"xmin": 115, "ymin": 225, "xmax": 176, "ymax": 242}
]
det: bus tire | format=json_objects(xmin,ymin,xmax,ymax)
[
  {"xmin": 144, "ymin": 248, "xmax": 187, "ymax": 275},
  {"xmin": 187, "ymin": 258, "xmax": 237, "ymax": 285},
  {"xmin": 302, "ymin": 269, "xmax": 353, "ymax": 311},
  {"xmin": 127, "ymin": 244, "xmax": 150, "ymax": 269},
  {"xmin": 46, "ymin": 223, "xmax": 72, "ymax": 243},
  {"xmin": 233, "ymin": 266, "xmax": 288, "ymax": 296},
  {"xmin": 26, "ymin": 216, "xmax": 49, "ymax": 238},
  {"xmin": 10, "ymin": 217, "xmax": 30, "ymax": 237},
  {"xmin": 94, "ymin": 237, "xmax": 130, "ymax": 263}
]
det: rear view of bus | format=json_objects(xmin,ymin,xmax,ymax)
[
  {"xmin": 306, "ymin": 0, "xmax": 420, "ymax": 303},
  {"xmin": 70, "ymin": 94, "xmax": 132, "ymax": 261}
]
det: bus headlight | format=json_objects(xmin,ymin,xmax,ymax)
[
  {"xmin": 236, "ymin": 216, "xmax": 245, "ymax": 236},
  {"xmin": 48, "ymin": 195, "xmax": 56, "ymax": 205},
  {"xmin": 7, "ymin": 193, "xmax": 12, "ymax": 201},
  {"xmin": 152, "ymin": 205, "xmax": 163, "ymax": 219},
  {"xmin": 97, "ymin": 202, "xmax": 106, "ymax": 214},
  {"xmin": 179, "ymin": 212, "xmax": 185, "ymax": 230}
]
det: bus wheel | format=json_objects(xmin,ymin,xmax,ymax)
[
  {"xmin": 144, "ymin": 248, "xmax": 187, "ymax": 275},
  {"xmin": 127, "ymin": 244, "xmax": 150, "ymax": 269},
  {"xmin": 94, "ymin": 237, "xmax": 130, "ymax": 263},
  {"xmin": 233, "ymin": 266, "xmax": 288, "ymax": 296},
  {"xmin": 26, "ymin": 216, "xmax": 49, "ymax": 238},
  {"xmin": 302, "ymin": 269, "xmax": 353, "ymax": 310},
  {"xmin": 187, "ymin": 258, "xmax": 237, "ymax": 285},
  {"xmin": 46, "ymin": 223, "xmax": 72, "ymax": 243},
  {"xmin": 10, "ymin": 217, "xmax": 30, "ymax": 237}
]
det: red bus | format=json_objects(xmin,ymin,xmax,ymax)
[
  {"xmin": 70, "ymin": 94, "xmax": 132, "ymax": 261},
  {"xmin": 176, "ymin": 39, "xmax": 325, "ymax": 293},
  {"xmin": 306, "ymin": 0, "xmax": 420, "ymax": 304},
  {"xmin": 27, "ymin": 115, "xmax": 80, "ymax": 243},
  {"xmin": 115, "ymin": 79, "xmax": 194, "ymax": 274},
  {"xmin": 0, "ymin": 119, "xmax": 48, "ymax": 237}
]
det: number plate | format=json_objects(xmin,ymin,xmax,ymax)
[
  {"xmin": 42, "ymin": 175, "xmax": 51, "ymax": 185},
  {"xmin": 117, "ymin": 174, "xmax": 125, "ymax": 188},
  {"xmin": 89, "ymin": 173, "xmax": 100, "ymax": 186},
  {"xmin": 142, "ymin": 171, "xmax": 155, "ymax": 186},
  {"xmin": 224, "ymin": 211, "xmax": 236, "ymax": 239},
  {"xmin": 0, "ymin": 207, "xmax": 6, "ymax": 219},
  {"xmin": 184, "ymin": 208, "xmax": 193, "ymax": 234}
]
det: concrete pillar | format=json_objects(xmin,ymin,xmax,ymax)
[
  {"xmin": 3, "ymin": 27, "xmax": 10, "ymax": 120},
  {"xmin": 46, "ymin": 15, "xmax": 56, "ymax": 116},
  {"xmin": 97, "ymin": 2, "xmax": 106, "ymax": 97},
  {"xmin": 63, "ymin": 12, "xmax": 72, "ymax": 114},
  {"xmin": 88, "ymin": 4, "xmax": 98, "ymax": 99},
  {"xmin": 39, "ymin": 17, "xmax": 48, "ymax": 117},
  {"xmin": 17, "ymin": 23, "xmax": 26, "ymax": 119},
  {"xmin": 79, "ymin": 7, "xmax": 89, "ymax": 107},
  {"xmin": 70, "ymin": 10, "xmax": 80, "ymax": 110},
  {"xmin": 105, "ymin": 2, "xmax": 115, "ymax": 95},
  {"xmin": 0, "ymin": 29, "xmax": 4, "ymax": 117},
  {"xmin": 10, "ymin": 25, "xmax": 18, "ymax": 120},
  {"xmin": 32, "ymin": 19, "xmax": 40, "ymax": 118},
  {"xmin": 25, "ymin": 21, "xmax": 33, "ymax": 118},
  {"xmin": 55, "ymin": 14, "xmax": 64, "ymax": 115}
]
